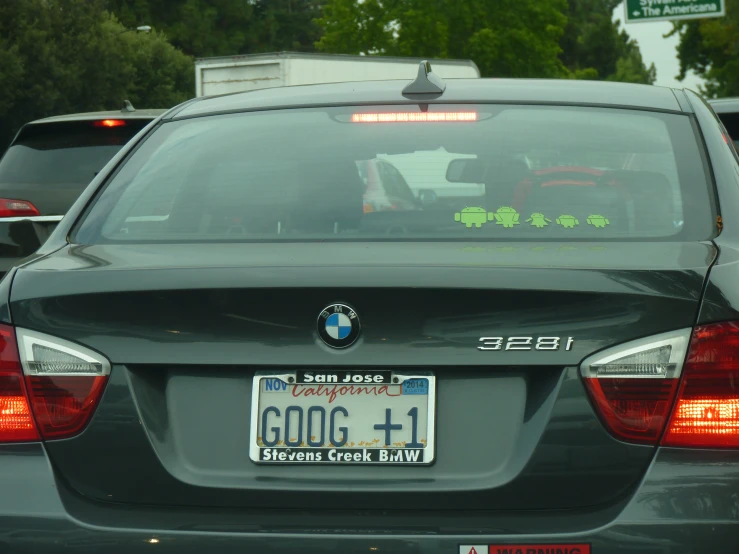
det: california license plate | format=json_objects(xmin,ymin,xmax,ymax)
[{"xmin": 249, "ymin": 370, "xmax": 435, "ymax": 465}]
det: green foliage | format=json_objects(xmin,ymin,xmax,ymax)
[
  {"xmin": 316, "ymin": 0, "xmax": 570, "ymax": 78},
  {"xmin": 107, "ymin": 0, "xmax": 326, "ymax": 57},
  {"xmin": 560, "ymin": 0, "xmax": 656, "ymax": 83},
  {"xmin": 255, "ymin": 0, "xmax": 327, "ymax": 52},
  {"xmin": 107, "ymin": 0, "xmax": 257, "ymax": 56},
  {"xmin": 315, "ymin": 0, "xmax": 392, "ymax": 55},
  {"xmin": 316, "ymin": 0, "xmax": 654, "ymax": 82},
  {"xmin": 606, "ymin": 41, "xmax": 657, "ymax": 84},
  {"xmin": 0, "ymin": 0, "xmax": 193, "ymax": 150},
  {"xmin": 670, "ymin": 4, "xmax": 738, "ymax": 97}
]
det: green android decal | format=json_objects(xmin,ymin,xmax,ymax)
[
  {"xmin": 494, "ymin": 207, "xmax": 520, "ymax": 228},
  {"xmin": 526, "ymin": 213, "xmax": 551, "ymax": 228},
  {"xmin": 586, "ymin": 214, "xmax": 610, "ymax": 228},
  {"xmin": 454, "ymin": 207, "xmax": 493, "ymax": 228},
  {"xmin": 556, "ymin": 214, "xmax": 579, "ymax": 229}
]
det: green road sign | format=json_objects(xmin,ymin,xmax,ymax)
[{"xmin": 625, "ymin": 0, "xmax": 724, "ymax": 23}]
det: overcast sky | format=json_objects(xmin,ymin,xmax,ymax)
[{"xmin": 612, "ymin": 1, "xmax": 704, "ymax": 90}]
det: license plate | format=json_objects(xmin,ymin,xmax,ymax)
[{"xmin": 249, "ymin": 370, "xmax": 435, "ymax": 465}]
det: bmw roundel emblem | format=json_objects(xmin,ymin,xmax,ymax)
[{"xmin": 317, "ymin": 304, "xmax": 361, "ymax": 348}]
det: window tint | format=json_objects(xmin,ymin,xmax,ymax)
[
  {"xmin": 0, "ymin": 121, "xmax": 148, "ymax": 186},
  {"xmin": 75, "ymin": 105, "xmax": 715, "ymax": 244}
]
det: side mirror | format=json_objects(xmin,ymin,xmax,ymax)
[{"xmin": 446, "ymin": 158, "xmax": 484, "ymax": 183}]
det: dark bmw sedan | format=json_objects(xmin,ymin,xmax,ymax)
[{"xmin": 1, "ymin": 65, "xmax": 739, "ymax": 553}]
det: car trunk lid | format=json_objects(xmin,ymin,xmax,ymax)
[{"xmin": 10, "ymin": 241, "xmax": 715, "ymax": 510}]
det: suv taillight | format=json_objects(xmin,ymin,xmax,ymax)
[
  {"xmin": 0, "ymin": 325, "xmax": 110, "ymax": 442},
  {"xmin": 662, "ymin": 322, "xmax": 739, "ymax": 447},
  {"xmin": 0, "ymin": 198, "xmax": 40, "ymax": 218}
]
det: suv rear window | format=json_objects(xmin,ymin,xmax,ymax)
[
  {"xmin": 74, "ymin": 105, "xmax": 714, "ymax": 243},
  {"xmin": 716, "ymin": 111, "xmax": 739, "ymax": 150},
  {"xmin": 0, "ymin": 120, "xmax": 149, "ymax": 186}
]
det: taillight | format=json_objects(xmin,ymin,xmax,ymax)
[
  {"xmin": 580, "ymin": 329, "xmax": 690, "ymax": 445},
  {"xmin": 0, "ymin": 326, "xmax": 38, "ymax": 441},
  {"xmin": 93, "ymin": 119, "xmax": 126, "ymax": 128},
  {"xmin": 662, "ymin": 322, "xmax": 739, "ymax": 447},
  {"xmin": 16, "ymin": 328, "xmax": 110, "ymax": 440},
  {"xmin": 0, "ymin": 198, "xmax": 40, "ymax": 218}
]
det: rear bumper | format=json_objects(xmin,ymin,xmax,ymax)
[{"xmin": 3, "ymin": 445, "xmax": 739, "ymax": 553}]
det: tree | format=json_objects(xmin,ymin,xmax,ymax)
[
  {"xmin": 107, "ymin": 0, "xmax": 258, "ymax": 57},
  {"xmin": 606, "ymin": 40, "xmax": 657, "ymax": 84},
  {"xmin": 254, "ymin": 0, "xmax": 327, "ymax": 52},
  {"xmin": 316, "ymin": 0, "xmax": 571, "ymax": 78},
  {"xmin": 315, "ymin": 0, "xmax": 654, "ymax": 82},
  {"xmin": 0, "ymin": 0, "xmax": 193, "ymax": 151},
  {"xmin": 670, "ymin": 5, "xmax": 739, "ymax": 97},
  {"xmin": 107, "ymin": 0, "xmax": 326, "ymax": 57},
  {"xmin": 560, "ymin": 0, "xmax": 656, "ymax": 83}
]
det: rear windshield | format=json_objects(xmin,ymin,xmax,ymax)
[
  {"xmin": 0, "ymin": 120, "xmax": 149, "ymax": 186},
  {"xmin": 717, "ymin": 112, "xmax": 739, "ymax": 151},
  {"xmin": 74, "ymin": 105, "xmax": 715, "ymax": 243}
]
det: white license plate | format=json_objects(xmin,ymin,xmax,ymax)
[{"xmin": 249, "ymin": 370, "xmax": 436, "ymax": 465}]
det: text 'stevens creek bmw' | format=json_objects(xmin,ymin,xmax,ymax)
[{"xmin": 1, "ymin": 64, "xmax": 739, "ymax": 552}]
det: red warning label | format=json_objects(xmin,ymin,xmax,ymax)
[{"xmin": 488, "ymin": 545, "xmax": 590, "ymax": 554}]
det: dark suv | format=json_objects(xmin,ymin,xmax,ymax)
[{"xmin": 0, "ymin": 105, "xmax": 165, "ymax": 275}]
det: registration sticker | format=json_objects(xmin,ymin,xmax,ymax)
[{"xmin": 249, "ymin": 370, "xmax": 435, "ymax": 465}]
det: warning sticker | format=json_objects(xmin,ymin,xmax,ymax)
[
  {"xmin": 459, "ymin": 546, "xmax": 488, "ymax": 554},
  {"xmin": 487, "ymin": 545, "xmax": 590, "ymax": 554}
]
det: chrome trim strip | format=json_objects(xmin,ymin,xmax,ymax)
[{"xmin": 0, "ymin": 215, "xmax": 64, "ymax": 223}]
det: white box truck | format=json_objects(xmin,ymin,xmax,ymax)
[{"xmin": 194, "ymin": 51, "xmax": 480, "ymax": 97}]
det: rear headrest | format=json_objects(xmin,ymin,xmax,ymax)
[
  {"xmin": 495, "ymin": 159, "xmax": 530, "ymax": 183},
  {"xmin": 608, "ymin": 170, "xmax": 672, "ymax": 194},
  {"xmin": 289, "ymin": 161, "xmax": 365, "ymax": 233},
  {"xmin": 525, "ymin": 183, "xmax": 620, "ymax": 216},
  {"xmin": 608, "ymin": 170, "xmax": 675, "ymax": 228},
  {"xmin": 487, "ymin": 159, "xmax": 531, "ymax": 207}
]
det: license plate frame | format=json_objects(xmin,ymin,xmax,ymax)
[{"xmin": 249, "ymin": 370, "xmax": 436, "ymax": 465}]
